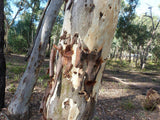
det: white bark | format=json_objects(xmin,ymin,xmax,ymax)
[
  {"xmin": 41, "ymin": 0, "xmax": 120, "ymax": 119},
  {"xmin": 8, "ymin": 0, "xmax": 63, "ymax": 118}
]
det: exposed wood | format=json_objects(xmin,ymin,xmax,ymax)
[{"xmin": 49, "ymin": 46, "xmax": 57, "ymax": 78}]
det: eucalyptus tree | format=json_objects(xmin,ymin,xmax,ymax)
[
  {"xmin": 4, "ymin": 0, "xmax": 24, "ymax": 52},
  {"xmin": 131, "ymin": 18, "xmax": 151, "ymax": 67},
  {"xmin": 140, "ymin": 7, "xmax": 160, "ymax": 69},
  {"xmin": 116, "ymin": 0, "xmax": 139, "ymax": 61},
  {"xmin": 40, "ymin": 0, "xmax": 120, "ymax": 119},
  {"xmin": 8, "ymin": 0, "xmax": 120, "ymax": 119}
]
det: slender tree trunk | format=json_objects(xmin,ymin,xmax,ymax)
[
  {"xmin": 129, "ymin": 48, "xmax": 131, "ymax": 63},
  {"xmin": 135, "ymin": 45, "xmax": 139, "ymax": 67},
  {"xmin": 140, "ymin": 46, "xmax": 145, "ymax": 69},
  {"xmin": 111, "ymin": 47, "xmax": 116, "ymax": 60},
  {"xmin": 142, "ymin": 46, "xmax": 150, "ymax": 69},
  {"xmin": 8, "ymin": 0, "xmax": 63, "ymax": 118},
  {"xmin": 4, "ymin": 26, "xmax": 9, "ymax": 52},
  {"xmin": 119, "ymin": 47, "xmax": 123, "ymax": 61},
  {"xmin": 115, "ymin": 47, "xmax": 119, "ymax": 60},
  {"xmin": 0, "ymin": 0, "xmax": 6, "ymax": 110},
  {"xmin": 40, "ymin": 0, "xmax": 120, "ymax": 119}
]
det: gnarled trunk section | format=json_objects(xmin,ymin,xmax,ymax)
[
  {"xmin": 8, "ymin": 0, "xmax": 63, "ymax": 118},
  {"xmin": 41, "ymin": 0, "xmax": 120, "ymax": 119}
]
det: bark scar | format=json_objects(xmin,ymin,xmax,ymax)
[{"xmin": 77, "ymin": 49, "xmax": 103, "ymax": 101}]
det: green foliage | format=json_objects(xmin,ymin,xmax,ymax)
[
  {"xmin": 8, "ymin": 84, "xmax": 16, "ymax": 93},
  {"xmin": 106, "ymin": 59, "xmax": 160, "ymax": 72},
  {"xmin": 121, "ymin": 100, "xmax": 135, "ymax": 110},
  {"xmin": 8, "ymin": 34, "xmax": 28, "ymax": 53},
  {"xmin": 4, "ymin": 0, "xmax": 15, "ymax": 23},
  {"xmin": 38, "ymin": 77, "xmax": 43, "ymax": 85},
  {"xmin": 13, "ymin": 74, "xmax": 20, "ymax": 81},
  {"xmin": 41, "ymin": 74, "xmax": 49, "ymax": 80},
  {"xmin": 43, "ymin": 82, "xmax": 48, "ymax": 88},
  {"xmin": 6, "ymin": 62, "xmax": 12, "ymax": 66},
  {"xmin": 9, "ymin": 66, "xmax": 24, "ymax": 74},
  {"xmin": 144, "ymin": 61, "xmax": 160, "ymax": 71},
  {"xmin": 110, "ymin": 0, "xmax": 160, "ymax": 69},
  {"xmin": 152, "ymin": 46, "xmax": 160, "ymax": 60},
  {"xmin": 106, "ymin": 60, "xmax": 130, "ymax": 70},
  {"xmin": 6, "ymin": 0, "xmax": 64, "ymax": 54},
  {"xmin": 5, "ymin": 0, "xmax": 47, "ymax": 54},
  {"xmin": 116, "ymin": 0, "xmax": 139, "ymax": 39},
  {"xmin": 93, "ymin": 116, "xmax": 100, "ymax": 120}
]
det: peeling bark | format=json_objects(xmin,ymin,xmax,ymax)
[{"xmin": 41, "ymin": 0, "xmax": 120, "ymax": 119}]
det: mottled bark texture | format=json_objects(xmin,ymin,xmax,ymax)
[
  {"xmin": 8, "ymin": 0, "xmax": 63, "ymax": 118},
  {"xmin": 0, "ymin": 0, "xmax": 6, "ymax": 111},
  {"xmin": 41, "ymin": 0, "xmax": 120, "ymax": 119}
]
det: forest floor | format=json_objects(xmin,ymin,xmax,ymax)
[{"xmin": 1, "ymin": 54, "xmax": 160, "ymax": 120}]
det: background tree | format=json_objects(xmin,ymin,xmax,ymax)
[
  {"xmin": 6, "ymin": 0, "xmax": 47, "ymax": 54},
  {"xmin": 23, "ymin": 0, "xmax": 47, "ymax": 59},
  {"xmin": 0, "ymin": 0, "xmax": 6, "ymax": 110},
  {"xmin": 8, "ymin": 13, "xmax": 32, "ymax": 53},
  {"xmin": 115, "ymin": 0, "xmax": 139, "ymax": 62},
  {"xmin": 140, "ymin": 7, "xmax": 160, "ymax": 69},
  {"xmin": 110, "ymin": 0, "xmax": 160, "ymax": 69},
  {"xmin": 4, "ymin": 0, "xmax": 24, "ymax": 52}
]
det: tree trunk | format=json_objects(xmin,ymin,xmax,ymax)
[
  {"xmin": 0, "ymin": 0, "xmax": 6, "ymax": 110},
  {"xmin": 4, "ymin": 26, "xmax": 9, "ymax": 52},
  {"xmin": 8, "ymin": 0, "xmax": 63, "ymax": 118},
  {"xmin": 135, "ymin": 45, "xmax": 139, "ymax": 67},
  {"xmin": 115, "ymin": 47, "xmax": 119, "ymax": 60},
  {"xmin": 129, "ymin": 48, "xmax": 131, "ymax": 63},
  {"xmin": 110, "ymin": 47, "xmax": 116, "ymax": 60},
  {"xmin": 140, "ymin": 46, "xmax": 145, "ymax": 69},
  {"xmin": 142, "ymin": 46, "xmax": 150, "ymax": 69},
  {"xmin": 40, "ymin": 0, "xmax": 120, "ymax": 119},
  {"xmin": 119, "ymin": 47, "xmax": 123, "ymax": 61}
]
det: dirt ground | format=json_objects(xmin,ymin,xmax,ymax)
[{"xmin": 1, "ymin": 54, "xmax": 160, "ymax": 120}]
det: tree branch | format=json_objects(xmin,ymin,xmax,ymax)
[
  {"xmin": 34, "ymin": 0, "xmax": 51, "ymax": 39},
  {"xmin": 9, "ymin": 7, "xmax": 23, "ymax": 27},
  {"xmin": 155, "ymin": 20, "xmax": 160, "ymax": 30},
  {"xmin": 144, "ymin": 7, "xmax": 155, "ymax": 30},
  {"xmin": 4, "ymin": 14, "xmax": 9, "ymax": 29}
]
